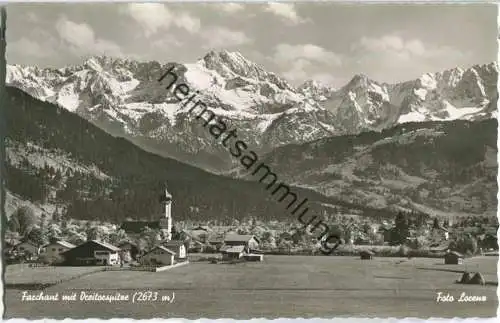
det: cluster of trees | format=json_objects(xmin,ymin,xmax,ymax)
[{"xmin": 5, "ymin": 164, "xmax": 49, "ymax": 203}]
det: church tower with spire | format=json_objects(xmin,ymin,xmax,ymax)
[{"xmin": 159, "ymin": 186, "xmax": 173, "ymax": 241}]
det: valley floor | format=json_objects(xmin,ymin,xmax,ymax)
[{"xmin": 4, "ymin": 255, "xmax": 498, "ymax": 319}]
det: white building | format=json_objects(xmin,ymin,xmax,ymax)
[
  {"xmin": 93, "ymin": 241, "xmax": 120, "ymax": 265},
  {"xmin": 140, "ymin": 245, "xmax": 176, "ymax": 266},
  {"xmin": 41, "ymin": 240, "xmax": 76, "ymax": 264}
]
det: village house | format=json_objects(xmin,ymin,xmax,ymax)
[
  {"xmin": 207, "ymin": 236, "xmax": 225, "ymax": 251},
  {"xmin": 61, "ymin": 240, "xmax": 121, "ymax": 266},
  {"xmin": 181, "ymin": 230, "xmax": 206, "ymax": 252},
  {"xmin": 13, "ymin": 240, "xmax": 41, "ymax": 259},
  {"xmin": 360, "ymin": 250, "xmax": 374, "ymax": 260},
  {"xmin": 140, "ymin": 245, "xmax": 176, "ymax": 266},
  {"xmin": 223, "ymin": 234, "xmax": 260, "ymax": 253},
  {"xmin": 187, "ymin": 239, "xmax": 205, "ymax": 253},
  {"xmin": 477, "ymin": 229, "xmax": 498, "ymax": 250},
  {"xmin": 221, "ymin": 245, "xmax": 245, "ymax": 260},
  {"xmin": 444, "ymin": 250, "xmax": 464, "ymax": 265},
  {"xmin": 162, "ymin": 240, "xmax": 187, "ymax": 260},
  {"xmin": 431, "ymin": 225, "xmax": 450, "ymax": 241},
  {"xmin": 40, "ymin": 240, "xmax": 76, "ymax": 264},
  {"xmin": 220, "ymin": 234, "xmax": 263, "ymax": 261},
  {"xmin": 187, "ymin": 230, "xmax": 209, "ymax": 244}
]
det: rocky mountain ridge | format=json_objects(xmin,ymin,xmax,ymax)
[{"xmin": 6, "ymin": 50, "xmax": 498, "ymax": 171}]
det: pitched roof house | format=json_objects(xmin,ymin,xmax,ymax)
[
  {"xmin": 223, "ymin": 234, "xmax": 260, "ymax": 252},
  {"xmin": 61, "ymin": 240, "xmax": 121, "ymax": 266},
  {"xmin": 140, "ymin": 245, "xmax": 176, "ymax": 266},
  {"xmin": 221, "ymin": 245, "xmax": 245, "ymax": 260},
  {"xmin": 41, "ymin": 240, "xmax": 76, "ymax": 264},
  {"xmin": 202, "ymin": 235, "xmax": 224, "ymax": 252},
  {"xmin": 162, "ymin": 240, "xmax": 187, "ymax": 260}
]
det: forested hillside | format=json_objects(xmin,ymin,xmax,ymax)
[{"xmin": 5, "ymin": 87, "xmax": 397, "ymax": 224}]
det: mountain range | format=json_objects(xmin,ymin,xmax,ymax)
[
  {"xmin": 3, "ymin": 50, "xmax": 498, "ymax": 221},
  {"xmin": 6, "ymin": 50, "xmax": 498, "ymax": 172}
]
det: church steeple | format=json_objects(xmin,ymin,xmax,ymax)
[{"xmin": 159, "ymin": 186, "xmax": 173, "ymax": 241}]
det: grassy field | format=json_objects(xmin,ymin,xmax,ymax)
[
  {"xmin": 4, "ymin": 264, "xmax": 104, "ymax": 286},
  {"xmin": 4, "ymin": 255, "xmax": 498, "ymax": 319}
]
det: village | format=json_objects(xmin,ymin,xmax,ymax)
[
  {"xmin": 4, "ymin": 188, "xmax": 266, "ymax": 272},
  {"xmin": 4, "ymin": 187, "xmax": 498, "ymax": 274},
  {"xmin": 3, "ymin": 188, "xmax": 499, "ymax": 319}
]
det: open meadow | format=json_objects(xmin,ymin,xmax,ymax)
[
  {"xmin": 4, "ymin": 264, "xmax": 105, "ymax": 287},
  {"xmin": 4, "ymin": 255, "xmax": 498, "ymax": 319}
]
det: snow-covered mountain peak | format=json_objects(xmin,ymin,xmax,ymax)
[
  {"xmin": 417, "ymin": 73, "xmax": 438, "ymax": 89},
  {"xmin": 200, "ymin": 50, "xmax": 294, "ymax": 91},
  {"xmin": 5, "ymin": 56, "xmax": 497, "ymax": 172},
  {"xmin": 299, "ymin": 79, "xmax": 334, "ymax": 91},
  {"xmin": 346, "ymin": 73, "xmax": 372, "ymax": 87},
  {"xmin": 83, "ymin": 56, "xmax": 106, "ymax": 73},
  {"xmin": 298, "ymin": 79, "xmax": 336, "ymax": 101}
]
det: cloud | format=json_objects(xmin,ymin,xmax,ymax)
[
  {"xmin": 218, "ymin": 3, "xmax": 245, "ymax": 14},
  {"xmin": 55, "ymin": 16, "xmax": 122, "ymax": 56},
  {"xmin": 123, "ymin": 3, "xmax": 200, "ymax": 37},
  {"xmin": 350, "ymin": 34, "xmax": 469, "ymax": 81},
  {"xmin": 271, "ymin": 43, "xmax": 341, "ymax": 85},
  {"xmin": 265, "ymin": 3, "xmax": 306, "ymax": 25},
  {"xmin": 201, "ymin": 27, "xmax": 252, "ymax": 49},
  {"xmin": 353, "ymin": 34, "xmax": 467, "ymax": 62},
  {"xmin": 280, "ymin": 61, "xmax": 337, "ymax": 86},
  {"xmin": 273, "ymin": 44, "xmax": 342, "ymax": 66},
  {"xmin": 311, "ymin": 73, "xmax": 337, "ymax": 85},
  {"xmin": 175, "ymin": 12, "xmax": 201, "ymax": 34},
  {"xmin": 281, "ymin": 59, "xmax": 312, "ymax": 82},
  {"xmin": 151, "ymin": 35, "xmax": 183, "ymax": 50},
  {"xmin": 9, "ymin": 37, "xmax": 56, "ymax": 59},
  {"xmin": 123, "ymin": 3, "xmax": 173, "ymax": 37},
  {"xmin": 25, "ymin": 12, "xmax": 40, "ymax": 23}
]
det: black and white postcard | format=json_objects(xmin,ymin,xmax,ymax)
[{"xmin": 1, "ymin": 1, "xmax": 498, "ymax": 320}]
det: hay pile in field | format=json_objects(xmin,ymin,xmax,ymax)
[
  {"xmin": 458, "ymin": 272, "xmax": 471, "ymax": 284},
  {"xmin": 468, "ymin": 272, "xmax": 486, "ymax": 285},
  {"xmin": 456, "ymin": 272, "xmax": 486, "ymax": 285}
]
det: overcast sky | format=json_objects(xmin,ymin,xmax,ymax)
[{"xmin": 5, "ymin": 2, "xmax": 498, "ymax": 87}]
